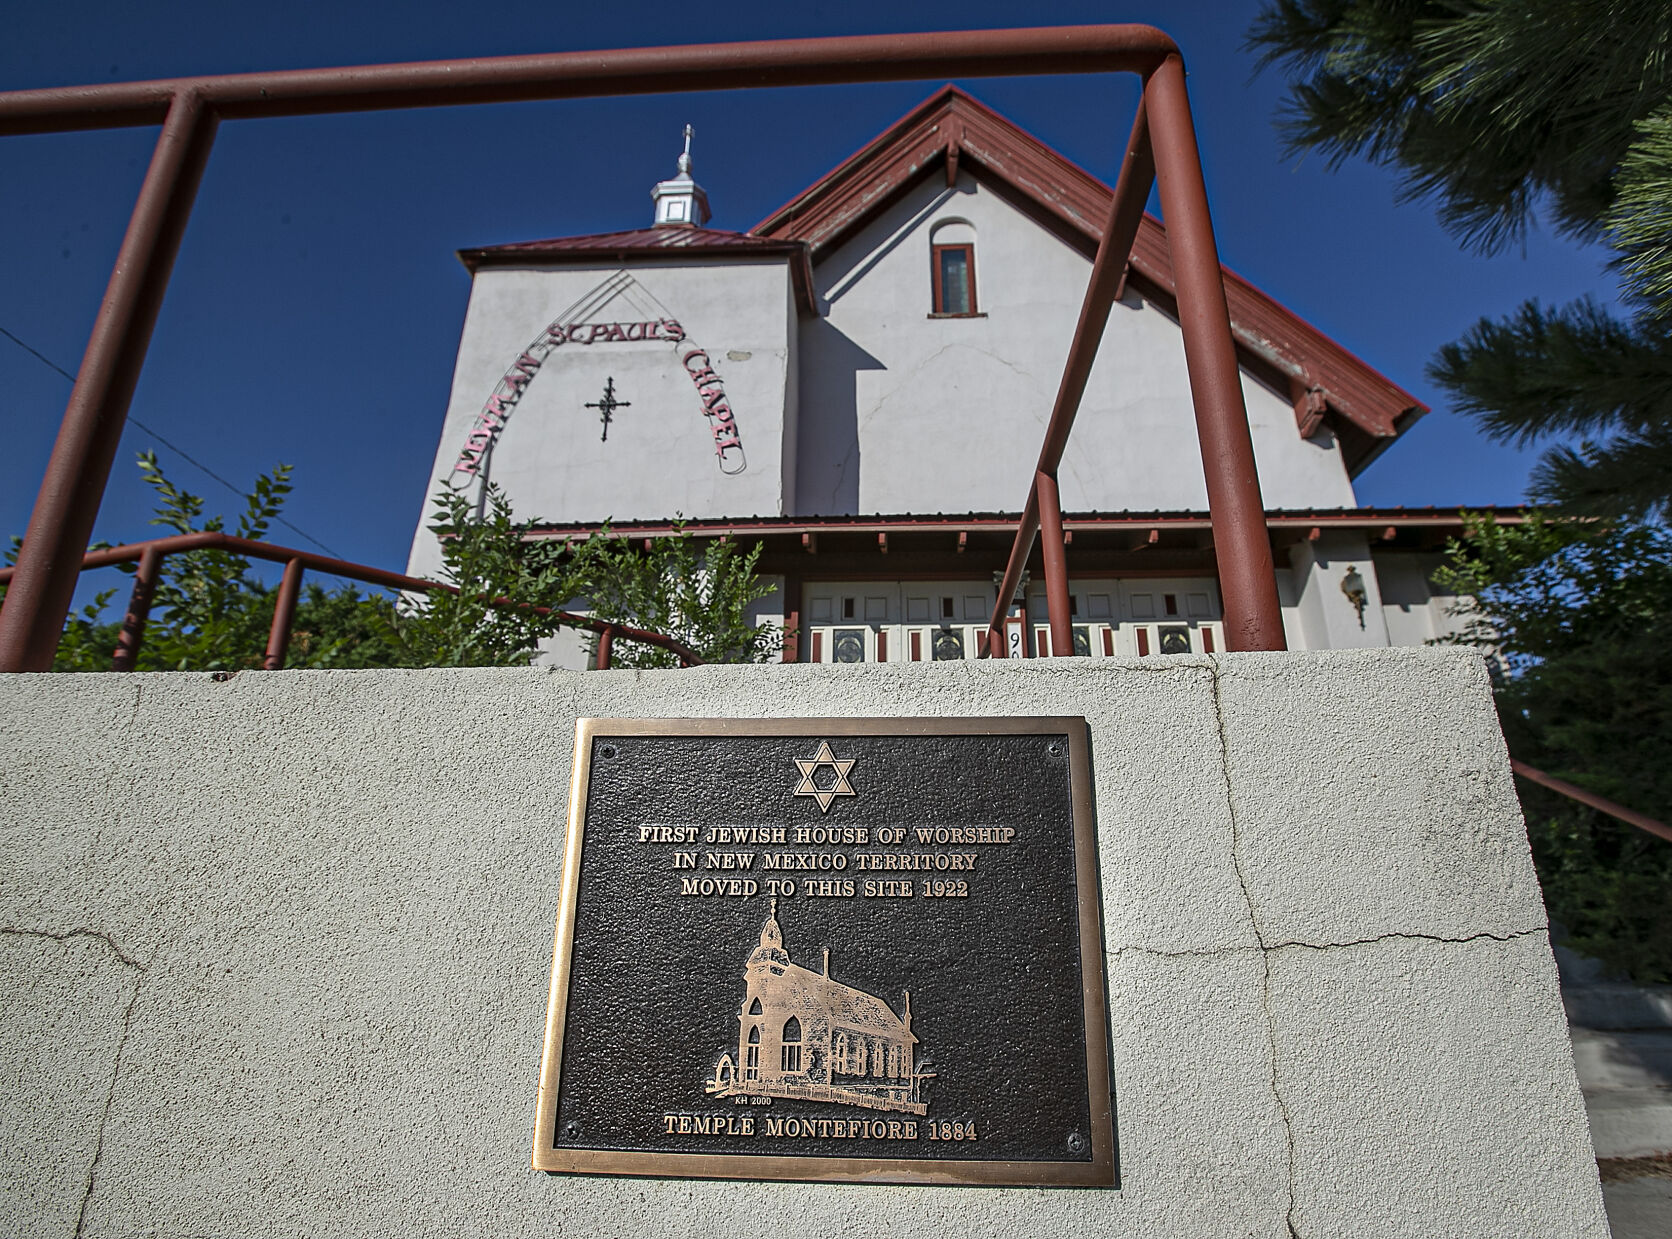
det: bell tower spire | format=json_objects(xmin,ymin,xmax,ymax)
[{"xmin": 651, "ymin": 123, "xmax": 711, "ymax": 228}]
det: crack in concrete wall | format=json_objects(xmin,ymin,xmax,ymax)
[
  {"xmin": 1185, "ymin": 664, "xmax": 1553, "ymax": 1238},
  {"xmin": 2, "ymin": 927, "xmax": 146, "ymax": 1239},
  {"xmin": 0, "ymin": 926, "xmax": 145, "ymax": 971},
  {"xmin": 1109, "ymin": 926, "xmax": 1548, "ymax": 964},
  {"xmin": 1207, "ymin": 666, "xmax": 1302, "ymax": 1239}
]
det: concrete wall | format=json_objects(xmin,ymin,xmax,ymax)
[
  {"xmin": 0, "ymin": 650, "xmax": 1605, "ymax": 1237},
  {"xmin": 1376, "ymin": 550, "xmax": 1471, "ymax": 648},
  {"xmin": 409, "ymin": 258, "xmax": 797, "ymax": 580},
  {"xmin": 1285, "ymin": 529, "xmax": 1392, "ymax": 650},
  {"xmin": 796, "ymin": 173, "xmax": 1360, "ymax": 516}
]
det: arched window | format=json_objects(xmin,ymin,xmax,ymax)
[
  {"xmin": 748, "ymin": 997, "xmax": 762, "ymax": 1015},
  {"xmin": 781, "ymin": 1017, "xmax": 802, "ymax": 1073},
  {"xmin": 745, "ymin": 1025, "xmax": 760, "ymax": 1080},
  {"xmin": 930, "ymin": 220, "xmax": 978, "ymax": 316},
  {"xmin": 833, "ymin": 1032, "xmax": 849, "ymax": 1075},
  {"xmin": 889, "ymin": 1044, "xmax": 902, "ymax": 1077}
]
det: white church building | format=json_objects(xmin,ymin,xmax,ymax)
[{"xmin": 409, "ymin": 86, "xmax": 1477, "ymax": 666}]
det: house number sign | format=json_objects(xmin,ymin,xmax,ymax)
[{"xmin": 532, "ymin": 717, "xmax": 1116, "ymax": 1186}]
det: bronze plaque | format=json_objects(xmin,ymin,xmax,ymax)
[{"xmin": 532, "ymin": 717, "xmax": 1114, "ymax": 1186}]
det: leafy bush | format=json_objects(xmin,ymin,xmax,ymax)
[
  {"xmin": 3, "ymin": 454, "xmax": 781, "ymax": 674},
  {"xmin": 382, "ymin": 485, "xmax": 598, "ymax": 668},
  {"xmin": 584, "ymin": 525, "xmax": 780, "ymax": 669},
  {"xmin": 1437, "ymin": 513, "xmax": 1672, "ymax": 981},
  {"xmin": 5, "ymin": 452, "xmax": 402, "ymax": 672}
]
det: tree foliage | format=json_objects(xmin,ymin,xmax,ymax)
[
  {"xmin": 1611, "ymin": 106, "xmax": 1672, "ymax": 318},
  {"xmin": 1248, "ymin": 0, "xmax": 1672, "ymax": 253},
  {"xmin": 585, "ymin": 527, "xmax": 781, "ymax": 669},
  {"xmin": 1428, "ymin": 299, "xmax": 1672, "ymax": 517},
  {"xmin": 384, "ymin": 485, "xmax": 600, "ymax": 668},
  {"xmin": 132, "ymin": 451, "xmax": 405, "ymax": 671},
  {"xmin": 1249, "ymin": 0, "xmax": 1672, "ymax": 514},
  {"xmin": 2, "ymin": 454, "xmax": 781, "ymax": 674},
  {"xmin": 1436, "ymin": 514, "xmax": 1672, "ymax": 980},
  {"xmin": 4, "ymin": 452, "xmax": 403, "ymax": 673}
]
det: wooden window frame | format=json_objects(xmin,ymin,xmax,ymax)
[{"xmin": 931, "ymin": 242, "xmax": 979, "ymax": 317}]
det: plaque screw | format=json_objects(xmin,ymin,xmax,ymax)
[
  {"xmin": 562, "ymin": 1120, "xmax": 581, "ymax": 1139},
  {"xmin": 1066, "ymin": 1131, "xmax": 1086, "ymax": 1153},
  {"xmin": 1047, "ymin": 742, "xmax": 1063, "ymax": 758},
  {"xmin": 600, "ymin": 745, "xmax": 618, "ymax": 759}
]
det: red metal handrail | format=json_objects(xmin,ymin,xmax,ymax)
[
  {"xmin": 0, "ymin": 24, "xmax": 1287, "ymax": 672},
  {"xmin": 1511, "ymin": 760, "xmax": 1672, "ymax": 846},
  {"xmin": 0, "ymin": 532, "xmax": 703, "ymax": 671},
  {"xmin": 979, "ymin": 58, "xmax": 1286, "ymax": 658},
  {"xmin": 7, "ymin": 532, "xmax": 1666, "ymax": 848}
]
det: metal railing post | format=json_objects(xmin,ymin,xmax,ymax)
[
  {"xmin": 1512, "ymin": 760, "xmax": 1672, "ymax": 845},
  {"xmin": 1036, "ymin": 471, "xmax": 1074, "ymax": 656},
  {"xmin": 0, "ymin": 89, "xmax": 218, "ymax": 672},
  {"xmin": 0, "ymin": 530, "xmax": 708, "ymax": 668},
  {"xmin": 596, "ymin": 624, "xmax": 615, "ymax": 670},
  {"xmin": 1145, "ymin": 56, "xmax": 1285, "ymax": 652},
  {"xmin": 262, "ymin": 557, "xmax": 305, "ymax": 670},
  {"xmin": 982, "ymin": 98, "xmax": 1152, "ymax": 657},
  {"xmin": 988, "ymin": 487, "xmax": 1040, "ymax": 659},
  {"xmin": 111, "ymin": 544, "xmax": 165, "ymax": 671}
]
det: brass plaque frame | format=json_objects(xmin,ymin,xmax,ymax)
[{"xmin": 532, "ymin": 716, "xmax": 1114, "ymax": 1187}]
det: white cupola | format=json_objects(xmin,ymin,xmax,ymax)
[{"xmin": 651, "ymin": 124, "xmax": 711, "ymax": 228}]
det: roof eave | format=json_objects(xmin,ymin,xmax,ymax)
[
  {"xmin": 752, "ymin": 85, "xmax": 1427, "ymax": 455},
  {"xmin": 458, "ymin": 239, "xmax": 818, "ymax": 316}
]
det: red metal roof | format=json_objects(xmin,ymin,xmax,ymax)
[
  {"xmin": 460, "ymin": 226, "xmax": 817, "ymax": 314},
  {"xmin": 752, "ymin": 86, "xmax": 1427, "ymax": 475}
]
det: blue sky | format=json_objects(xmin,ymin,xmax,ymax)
[{"xmin": 0, "ymin": 0, "xmax": 1619, "ymax": 600}]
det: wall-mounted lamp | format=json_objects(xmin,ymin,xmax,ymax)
[{"xmin": 1340, "ymin": 565, "xmax": 1368, "ymax": 629}]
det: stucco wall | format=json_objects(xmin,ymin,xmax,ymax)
[
  {"xmin": 1286, "ymin": 528, "xmax": 1392, "ymax": 650},
  {"xmin": 796, "ymin": 173, "xmax": 1359, "ymax": 517},
  {"xmin": 1377, "ymin": 550, "xmax": 1470, "ymax": 648},
  {"xmin": 409, "ymin": 258, "xmax": 797, "ymax": 580},
  {"xmin": 0, "ymin": 651, "xmax": 1605, "ymax": 1238}
]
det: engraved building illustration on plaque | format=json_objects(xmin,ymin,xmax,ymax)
[{"xmin": 706, "ymin": 901, "xmax": 933, "ymax": 1114}]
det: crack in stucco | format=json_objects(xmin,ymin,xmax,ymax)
[
  {"xmin": 3, "ymin": 928, "xmax": 146, "ymax": 1238},
  {"xmin": 124, "ymin": 680, "xmax": 144, "ymax": 732},
  {"xmin": 859, "ymin": 343, "xmax": 1032, "ymax": 434},
  {"xmin": 1177, "ymin": 667, "xmax": 1550, "ymax": 1239},
  {"xmin": 1269, "ymin": 926, "xmax": 1544, "ymax": 953},
  {"xmin": 825, "ymin": 440, "xmax": 858, "ymax": 512},
  {"xmin": 1209, "ymin": 665, "xmax": 1302, "ymax": 1239},
  {"xmin": 1, "ymin": 926, "xmax": 146, "ymax": 970},
  {"xmin": 90, "ymin": 681, "xmax": 145, "ymax": 860},
  {"xmin": 964, "ymin": 345, "xmax": 1032, "ymax": 383},
  {"xmin": 1107, "ymin": 926, "xmax": 1547, "ymax": 963},
  {"xmin": 74, "ymin": 979, "xmax": 140, "ymax": 1239}
]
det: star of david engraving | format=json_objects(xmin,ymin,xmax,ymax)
[{"xmin": 792, "ymin": 741, "xmax": 856, "ymax": 813}]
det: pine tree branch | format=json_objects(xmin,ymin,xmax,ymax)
[
  {"xmin": 1249, "ymin": 0, "xmax": 1672, "ymax": 255},
  {"xmin": 1530, "ymin": 430, "xmax": 1672, "ymax": 518},
  {"xmin": 1427, "ymin": 298, "xmax": 1672, "ymax": 444}
]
